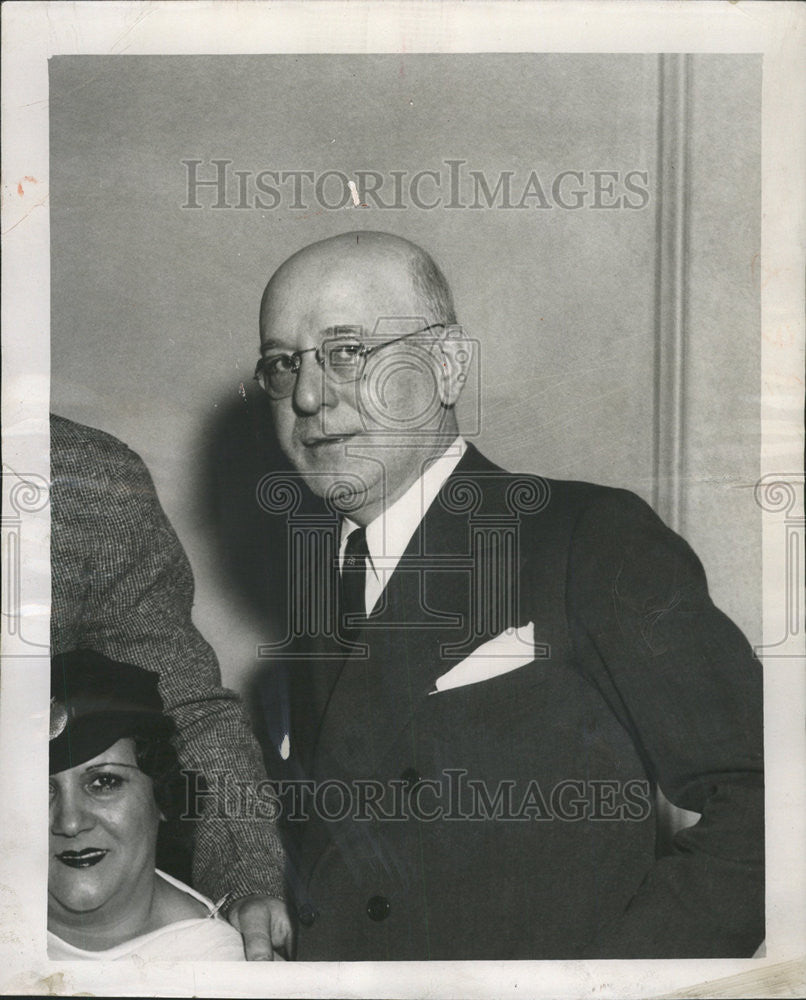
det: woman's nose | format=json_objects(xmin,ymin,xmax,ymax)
[
  {"xmin": 50, "ymin": 788, "xmax": 95, "ymax": 837},
  {"xmin": 292, "ymin": 353, "xmax": 338, "ymax": 415}
]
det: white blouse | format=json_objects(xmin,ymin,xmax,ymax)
[{"xmin": 47, "ymin": 869, "xmax": 245, "ymax": 961}]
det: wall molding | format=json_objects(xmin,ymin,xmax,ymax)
[{"xmin": 652, "ymin": 53, "xmax": 692, "ymax": 534}]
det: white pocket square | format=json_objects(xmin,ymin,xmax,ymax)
[{"xmin": 430, "ymin": 622, "xmax": 535, "ymax": 694}]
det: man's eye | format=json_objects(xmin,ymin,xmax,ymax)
[
  {"xmin": 86, "ymin": 773, "xmax": 125, "ymax": 794},
  {"xmin": 330, "ymin": 344, "xmax": 363, "ymax": 362},
  {"xmin": 266, "ymin": 355, "xmax": 295, "ymax": 374}
]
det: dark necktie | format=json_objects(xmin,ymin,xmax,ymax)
[{"xmin": 339, "ymin": 526, "xmax": 368, "ymax": 642}]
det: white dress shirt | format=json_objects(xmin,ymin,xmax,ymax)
[{"xmin": 339, "ymin": 437, "xmax": 467, "ymax": 615}]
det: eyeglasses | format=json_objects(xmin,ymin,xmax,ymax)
[{"xmin": 254, "ymin": 323, "xmax": 446, "ymax": 400}]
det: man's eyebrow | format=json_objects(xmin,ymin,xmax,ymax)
[
  {"xmin": 260, "ymin": 327, "xmax": 364, "ymax": 355},
  {"xmin": 260, "ymin": 339, "xmax": 294, "ymax": 352}
]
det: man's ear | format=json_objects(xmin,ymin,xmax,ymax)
[{"xmin": 433, "ymin": 324, "xmax": 473, "ymax": 407}]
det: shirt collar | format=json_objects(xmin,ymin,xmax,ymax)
[{"xmin": 340, "ymin": 436, "xmax": 467, "ymax": 579}]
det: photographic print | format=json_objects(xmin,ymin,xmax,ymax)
[{"xmin": 1, "ymin": 3, "xmax": 804, "ymax": 998}]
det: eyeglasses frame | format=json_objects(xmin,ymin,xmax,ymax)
[{"xmin": 253, "ymin": 322, "xmax": 448, "ymax": 399}]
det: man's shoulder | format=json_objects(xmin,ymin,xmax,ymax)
[
  {"xmin": 50, "ymin": 413, "xmax": 162, "ymax": 534},
  {"xmin": 52, "ymin": 412, "xmax": 136, "ymax": 461},
  {"xmin": 453, "ymin": 443, "xmax": 649, "ymax": 525},
  {"xmin": 51, "ymin": 413, "xmax": 152, "ymax": 491}
]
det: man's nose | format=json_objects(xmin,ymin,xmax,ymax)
[
  {"xmin": 292, "ymin": 353, "xmax": 338, "ymax": 415},
  {"xmin": 50, "ymin": 788, "xmax": 95, "ymax": 838}
]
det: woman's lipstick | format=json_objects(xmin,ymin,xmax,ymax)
[{"xmin": 56, "ymin": 848, "xmax": 108, "ymax": 868}]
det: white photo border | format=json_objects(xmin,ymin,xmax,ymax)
[{"xmin": 1, "ymin": 2, "xmax": 804, "ymax": 997}]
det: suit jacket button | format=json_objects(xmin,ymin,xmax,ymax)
[
  {"xmin": 366, "ymin": 895, "xmax": 390, "ymax": 921},
  {"xmin": 298, "ymin": 903, "xmax": 317, "ymax": 927},
  {"xmin": 400, "ymin": 768, "xmax": 421, "ymax": 789}
]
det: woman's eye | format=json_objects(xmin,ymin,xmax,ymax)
[{"xmin": 86, "ymin": 773, "xmax": 125, "ymax": 793}]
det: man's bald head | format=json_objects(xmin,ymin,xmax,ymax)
[
  {"xmin": 257, "ymin": 231, "xmax": 469, "ymax": 525},
  {"xmin": 260, "ymin": 231, "xmax": 456, "ymax": 333}
]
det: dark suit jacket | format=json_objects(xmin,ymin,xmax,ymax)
[
  {"xmin": 50, "ymin": 414, "xmax": 286, "ymax": 905},
  {"xmin": 267, "ymin": 443, "xmax": 763, "ymax": 960}
]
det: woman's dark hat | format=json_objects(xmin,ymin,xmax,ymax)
[{"xmin": 50, "ymin": 650, "xmax": 174, "ymax": 775}]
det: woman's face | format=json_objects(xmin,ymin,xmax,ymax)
[{"xmin": 48, "ymin": 737, "xmax": 161, "ymax": 924}]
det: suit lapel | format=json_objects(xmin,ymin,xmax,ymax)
[{"xmin": 313, "ymin": 445, "xmax": 522, "ymax": 776}]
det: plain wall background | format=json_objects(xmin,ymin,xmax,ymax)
[{"xmin": 49, "ymin": 54, "xmax": 761, "ymax": 706}]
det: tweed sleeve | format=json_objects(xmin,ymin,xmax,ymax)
[
  {"xmin": 50, "ymin": 417, "xmax": 285, "ymax": 904},
  {"xmin": 567, "ymin": 487, "xmax": 764, "ymax": 957}
]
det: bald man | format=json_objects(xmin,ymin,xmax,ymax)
[{"xmin": 255, "ymin": 231, "xmax": 763, "ymax": 960}]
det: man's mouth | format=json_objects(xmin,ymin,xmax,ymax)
[
  {"xmin": 56, "ymin": 849, "xmax": 109, "ymax": 869},
  {"xmin": 302, "ymin": 433, "xmax": 358, "ymax": 448}
]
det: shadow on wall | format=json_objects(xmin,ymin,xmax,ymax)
[{"xmin": 199, "ymin": 388, "xmax": 325, "ymax": 774}]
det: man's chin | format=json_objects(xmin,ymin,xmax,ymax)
[{"xmin": 297, "ymin": 463, "xmax": 374, "ymax": 515}]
